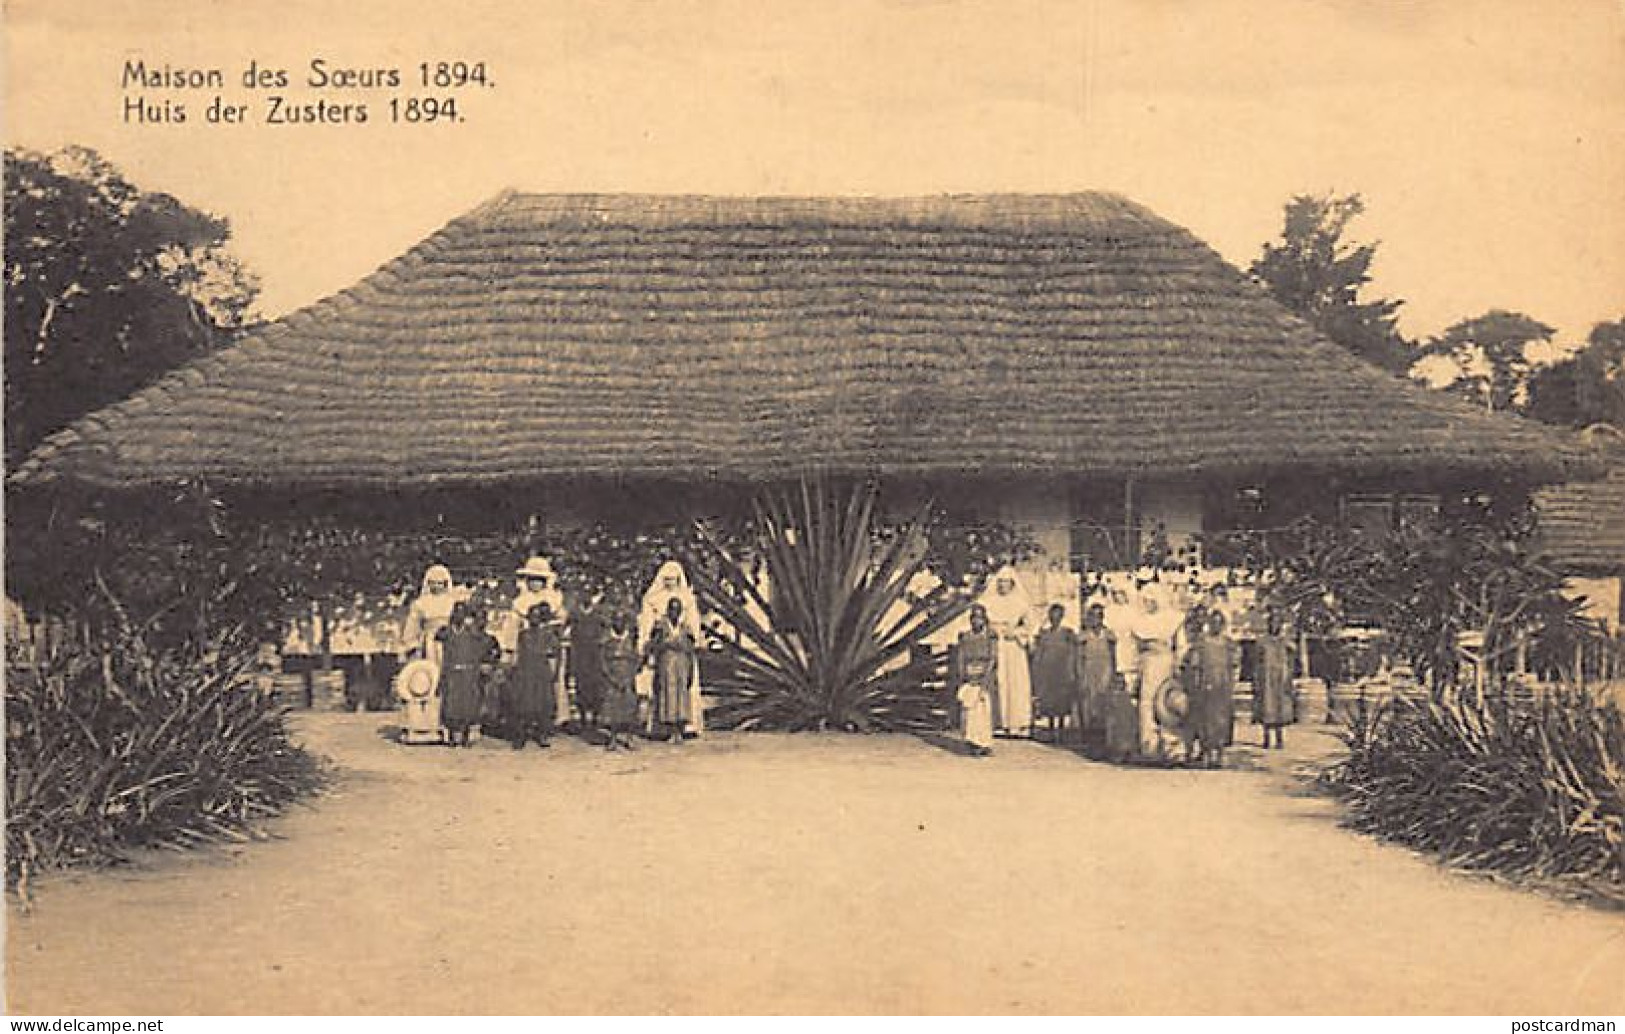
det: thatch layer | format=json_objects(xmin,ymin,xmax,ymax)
[
  {"xmin": 1536, "ymin": 463, "xmax": 1625, "ymax": 573},
  {"xmin": 13, "ymin": 192, "xmax": 1590, "ymax": 488}
]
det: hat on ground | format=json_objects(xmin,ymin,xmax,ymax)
[
  {"xmin": 1152, "ymin": 677, "xmax": 1189, "ymax": 732},
  {"xmin": 395, "ymin": 658, "xmax": 440, "ymax": 701},
  {"xmin": 516, "ymin": 556, "xmax": 556, "ymax": 579}
]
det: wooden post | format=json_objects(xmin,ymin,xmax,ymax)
[{"xmin": 1123, "ymin": 476, "xmax": 1137, "ymax": 567}]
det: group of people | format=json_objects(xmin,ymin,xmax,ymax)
[
  {"xmin": 390, "ymin": 553, "xmax": 1299, "ymax": 767},
  {"xmin": 394, "ymin": 557, "xmax": 706, "ymax": 751},
  {"xmin": 950, "ymin": 567, "xmax": 1299, "ymax": 766}
]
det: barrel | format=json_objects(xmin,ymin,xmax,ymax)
[
  {"xmin": 269, "ymin": 672, "xmax": 309, "ymax": 709},
  {"xmin": 311, "ymin": 668, "xmax": 348, "ymax": 712}
]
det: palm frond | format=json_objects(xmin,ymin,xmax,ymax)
[{"xmin": 691, "ymin": 479, "xmax": 969, "ymax": 732}]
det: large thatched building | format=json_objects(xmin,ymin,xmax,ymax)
[{"xmin": 13, "ymin": 192, "xmax": 1589, "ymax": 576}]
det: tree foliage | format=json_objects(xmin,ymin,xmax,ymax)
[
  {"xmin": 4, "ymin": 146, "xmax": 259, "ymax": 462},
  {"xmin": 1249, "ymin": 192, "xmax": 1413, "ymax": 374},
  {"xmin": 1421, "ymin": 309, "xmax": 1556, "ymax": 414},
  {"xmin": 1524, "ymin": 317, "xmax": 1625, "ymax": 430}
]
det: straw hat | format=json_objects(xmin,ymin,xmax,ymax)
[
  {"xmin": 516, "ymin": 556, "xmax": 556, "ymax": 580},
  {"xmin": 1152, "ymin": 677, "xmax": 1189, "ymax": 732},
  {"xmin": 395, "ymin": 658, "xmax": 440, "ymax": 701}
]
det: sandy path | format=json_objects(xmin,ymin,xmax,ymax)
[{"xmin": 7, "ymin": 715, "xmax": 1623, "ymax": 1014}]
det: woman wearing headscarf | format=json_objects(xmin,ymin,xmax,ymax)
[
  {"xmin": 399, "ymin": 564, "xmax": 459, "ymax": 666},
  {"xmin": 978, "ymin": 566, "xmax": 1035, "ymax": 738},
  {"xmin": 638, "ymin": 560, "xmax": 706, "ymax": 736}
]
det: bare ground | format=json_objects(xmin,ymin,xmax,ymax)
[{"xmin": 7, "ymin": 715, "xmax": 1623, "ymax": 1015}]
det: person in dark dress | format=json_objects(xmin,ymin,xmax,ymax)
[
  {"xmin": 438, "ymin": 602, "xmax": 499, "ymax": 748},
  {"xmin": 504, "ymin": 602, "xmax": 561, "ymax": 750},
  {"xmin": 952, "ymin": 604, "xmax": 998, "ymax": 756},
  {"xmin": 647, "ymin": 597, "xmax": 698, "ymax": 742},
  {"xmin": 599, "ymin": 608, "xmax": 641, "ymax": 752},
  {"xmin": 1029, "ymin": 603, "xmax": 1081, "ymax": 742},
  {"xmin": 1253, "ymin": 609, "xmax": 1297, "ymax": 749},
  {"xmin": 569, "ymin": 600, "xmax": 607, "ymax": 730},
  {"xmin": 1189, "ymin": 609, "xmax": 1238, "ymax": 768},
  {"xmin": 1076, "ymin": 602, "xmax": 1118, "ymax": 737}
]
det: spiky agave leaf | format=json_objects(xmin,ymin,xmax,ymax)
[{"xmin": 689, "ymin": 479, "xmax": 970, "ymax": 732}]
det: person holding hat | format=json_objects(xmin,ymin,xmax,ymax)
[
  {"xmin": 504, "ymin": 602, "xmax": 562, "ymax": 750},
  {"xmin": 1129, "ymin": 582, "xmax": 1185, "ymax": 761}
]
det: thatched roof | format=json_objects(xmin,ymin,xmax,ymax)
[
  {"xmin": 13, "ymin": 191, "xmax": 1591, "ymax": 489},
  {"xmin": 1536, "ymin": 448, "xmax": 1625, "ymax": 573}
]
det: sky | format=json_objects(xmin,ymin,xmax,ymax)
[{"xmin": 6, "ymin": 0, "xmax": 1625, "ymax": 348}]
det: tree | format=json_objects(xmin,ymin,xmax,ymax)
[
  {"xmin": 1524, "ymin": 317, "xmax": 1625, "ymax": 430},
  {"xmin": 1422, "ymin": 310, "xmax": 1556, "ymax": 414},
  {"xmin": 1250, "ymin": 192, "xmax": 1413, "ymax": 374},
  {"xmin": 4, "ymin": 146, "xmax": 258, "ymax": 462}
]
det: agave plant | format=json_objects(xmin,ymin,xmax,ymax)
[{"xmin": 686, "ymin": 480, "xmax": 971, "ymax": 732}]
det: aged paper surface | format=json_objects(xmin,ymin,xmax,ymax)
[{"xmin": 4, "ymin": 0, "xmax": 1624, "ymax": 1016}]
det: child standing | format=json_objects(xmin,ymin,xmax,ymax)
[
  {"xmin": 953, "ymin": 604, "xmax": 998, "ymax": 756},
  {"xmin": 438, "ymin": 602, "xmax": 499, "ymax": 749},
  {"xmin": 504, "ymin": 602, "xmax": 561, "ymax": 750},
  {"xmin": 1029, "ymin": 602, "xmax": 1081, "ymax": 743},
  {"xmin": 1253, "ymin": 610, "xmax": 1297, "ymax": 749},
  {"xmin": 1075, "ymin": 602, "xmax": 1117, "ymax": 737},
  {"xmin": 599, "ymin": 608, "xmax": 642, "ymax": 752}
]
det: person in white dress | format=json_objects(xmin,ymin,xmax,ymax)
[
  {"xmin": 979, "ymin": 566, "xmax": 1035, "ymax": 737},
  {"xmin": 1129, "ymin": 579, "xmax": 1187, "ymax": 760},
  {"xmin": 398, "ymin": 564, "xmax": 460, "ymax": 666},
  {"xmin": 637, "ymin": 560, "xmax": 706, "ymax": 736}
]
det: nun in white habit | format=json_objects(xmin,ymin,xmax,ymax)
[
  {"xmin": 978, "ymin": 565, "xmax": 1035, "ymax": 737},
  {"xmin": 638, "ymin": 560, "xmax": 706, "ymax": 736}
]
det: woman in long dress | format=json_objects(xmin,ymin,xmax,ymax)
[
  {"xmin": 1029, "ymin": 602, "xmax": 1080, "ymax": 741},
  {"xmin": 953, "ymin": 604, "xmax": 998, "ymax": 755},
  {"xmin": 1186, "ymin": 610, "xmax": 1238, "ymax": 768},
  {"xmin": 1253, "ymin": 610, "xmax": 1297, "ymax": 749},
  {"xmin": 1129, "ymin": 583, "xmax": 1186, "ymax": 761},
  {"xmin": 638, "ymin": 561, "xmax": 705, "ymax": 736},
  {"xmin": 503, "ymin": 602, "xmax": 561, "ymax": 749},
  {"xmin": 439, "ymin": 602, "xmax": 499, "ymax": 748},
  {"xmin": 1076, "ymin": 602, "xmax": 1117, "ymax": 735},
  {"xmin": 509, "ymin": 556, "xmax": 570, "ymax": 727},
  {"xmin": 599, "ymin": 609, "xmax": 642, "ymax": 752},
  {"xmin": 647, "ymin": 597, "xmax": 698, "ymax": 740},
  {"xmin": 979, "ymin": 566, "xmax": 1034, "ymax": 737},
  {"xmin": 399, "ymin": 564, "xmax": 459, "ymax": 665}
]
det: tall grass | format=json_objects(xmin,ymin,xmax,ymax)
[
  {"xmin": 1327, "ymin": 686, "xmax": 1625, "ymax": 886},
  {"xmin": 5, "ymin": 628, "xmax": 323, "ymax": 896}
]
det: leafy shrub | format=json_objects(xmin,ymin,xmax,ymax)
[
  {"xmin": 688, "ymin": 481, "xmax": 970, "ymax": 732},
  {"xmin": 1326, "ymin": 685, "xmax": 1625, "ymax": 886},
  {"xmin": 5, "ymin": 626, "xmax": 323, "ymax": 895}
]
